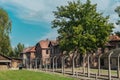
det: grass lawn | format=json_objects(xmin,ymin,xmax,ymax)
[{"xmin": 0, "ymin": 70, "xmax": 77, "ymax": 80}]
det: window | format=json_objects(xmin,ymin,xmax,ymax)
[
  {"xmin": 118, "ymin": 44, "xmax": 120, "ymax": 48},
  {"xmin": 46, "ymin": 50, "xmax": 48, "ymax": 54},
  {"xmin": 46, "ymin": 49, "xmax": 50, "ymax": 54},
  {"xmin": 100, "ymin": 59, "xmax": 104, "ymax": 66}
]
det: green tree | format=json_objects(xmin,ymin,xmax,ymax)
[
  {"xmin": 13, "ymin": 43, "xmax": 25, "ymax": 58},
  {"xmin": 52, "ymin": 0, "xmax": 113, "ymax": 54},
  {"xmin": 115, "ymin": 6, "xmax": 120, "ymax": 25},
  {"xmin": 0, "ymin": 8, "xmax": 12, "ymax": 56}
]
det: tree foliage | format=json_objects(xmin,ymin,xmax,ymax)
[
  {"xmin": 52, "ymin": 0, "xmax": 113, "ymax": 54},
  {"xmin": 13, "ymin": 43, "xmax": 25, "ymax": 58},
  {"xmin": 0, "ymin": 8, "xmax": 12, "ymax": 55},
  {"xmin": 115, "ymin": 6, "xmax": 120, "ymax": 25}
]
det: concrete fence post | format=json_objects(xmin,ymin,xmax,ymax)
[
  {"xmin": 108, "ymin": 52, "xmax": 113, "ymax": 80},
  {"xmin": 95, "ymin": 73, "xmax": 97, "ymax": 80},
  {"xmin": 62, "ymin": 57, "xmax": 64, "ymax": 74},
  {"xmin": 87, "ymin": 54, "xmax": 90, "ymax": 77},
  {"xmin": 35, "ymin": 59, "xmax": 38, "ymax": 69},
  {"xmin": 55, "ymin": 57, "xmax": 58, "ymax": 70},
  {"xmin": 52, "ymin": 56, "xmax": 56, "ymax": 72},
  {"xmin": 45, "ymin": 58, "xmax": 47, "ymax": 72},
  {"xmin": 98, "ymin": 54, "xmax": 102, "ymax": 76},
  {"xmin": 72, "ymin": 56, "xmax": 75, "ymax": 76},
  {"xmin": 117, "ymin": 54, "xmax": 120, "ymax": 78}
]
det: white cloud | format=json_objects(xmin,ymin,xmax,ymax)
[
  {"xmin": 1, "ymin": 0, "xmax": 119, "ymax": 25},
  {"xmin": 113, "ymin": 23, "xmax": 120, "ymax": 32},
  {"xmin": 1, "ymin": 0, "xmax": 120, "ymax": 36},
  {"xmin": 91, "ymin": 0, "xmax": 110, "ymax": 11},
  {"xmin": 91, "ymin": 0, "xmax": 120, "ymax": 30},
  {"xmin": 39, "ymin": 29, "xmax": 59, "ymax": 40},
  {"xmin": 0, "ymin": 0, "xmax": 74, "ymax": 24},
  {"xmin": 109, "ymin": 13, "xmax": 118, "ymax": 22},
  {"xmin": 24, "ymin": 43, "xmax": 30, "ymax": 47}
]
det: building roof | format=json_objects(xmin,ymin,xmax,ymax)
[
  {"xmin": 22, "ymin": 47, "xmax": 31, "ymax": 53},
  {"xmin": 39, "ymin": 39, "xmax": 50, "ymax": 48},
  {"xmin": 109, "ymin": 34, "xmax": 120, "ymax": 41},
  {"xmin": 22, "ymin": 46, "xmax": 35, "ymax": 53},
  {"xmin": 105, "ymin": 43, "xmax": 115, "ymax": 47},
  {"xmin": 38, "ymin": 39, "xmax": 58, "ymax": 48},
  {"xmin": 105, "ymin": 35, "xmax": 120, "ymax": 47},
  {"xmin": 0, "ymin": 54, "xmax": 11, "ymax": 60},
  {"xmin": 101, "ymin": 48, "xmax": 120, "ymax": 58},
  {"xmin": 30, "ymin": 46, "xmax": 35, "ymax": 52}
]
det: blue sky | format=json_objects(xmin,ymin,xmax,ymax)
[{"xmin": 0, "ymin": 0, "xmax": 120, "ymax": 48}]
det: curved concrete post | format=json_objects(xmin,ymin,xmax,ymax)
[
  {"xmin": 61, "ymin": 51, "xmax": 67, "ymax": 74},
  {"xmin": 35, "ymin": 58, "xmax": 37, "ymax": 69},
  {"xmin": 30, "ymin": 59, "xmax": 32, "ymax": 69},
  {"xmin": 40, "ymin": 58, "xmax": 42, "ymax": 70},
  {"xmin": 72, "ymin": 51, "xmax": 78, "ymax": 76},
  {"xmin": 117, "ymin": 54, "xmax": 120, "ymax": 78},
  {"xmin": 64, "ymin": 57, "xmax": 68, "ymax": 74},
  {"xmin": 87, "ymin": 54, "xmax": 91, "ymax": 77},
  {"xmin": 62, "ymin": 56, "xmax": 68, "ymax": 74},
  {"xmin": 49, "ymin": 57, "xmax": 52, "ymax": 69},
  {"xmin": 25, "ymin": 59, "xmax": 27, "ymax": 68},
  {"xmin": 45, "ymin": 58, "xmax": 48, "ymax": 71},
  {"xmin": 98, "ymin": 54, "xmax": 102, "ymax": 76},
  {"xmin": 75, "ymin": 53, "xmax": 79, "ymax": 67},
  {"xmin": 62, "ymin": 56, "xmax": 65, "ymax": 74},
  {"xmin": 108, "ymin": 51, "xmax": 113, "ymax": 80},
  {"xmin": 26, "ymin": 59, "xmax": 29, "ymax": 69},
  {"xmin": 39, "ymin": 59, "xmax": 41, "ymax": 69},
  {"xmin": 52, "ymin": 56, "xmax": 56, "ymax": 72},
  {"xmin": 83, "ymin": 54, "xmax": 86, "ymax": 74},
  {"xmin": 72, "ymin": 56, "xmax": 75, "ymax": 75},
  {"xmin": 55, "ymin": 57, "xmax": 58, "ymax": 70}
]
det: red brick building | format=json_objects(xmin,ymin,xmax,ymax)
[
  {"xmin": 106, "ymin": 34, "xmax": 120, "ymax": 50},
  {"xmin": 89, "ymin": 34, "xmax": 120, "ymax": 69},
  {"xmin": 35, "ymin": 39, "xmax": 60, "ymax": 67},
  {"xmin": 100, "ymin": 34, "xmax": 120, "ymax": 69},
  {"xmin": 20, "ymin": 46, "xmax": 35, "ymax": 68},
  {"xmin": 20, "ymin": 34, "xmax": 120, "ymax": 69}
]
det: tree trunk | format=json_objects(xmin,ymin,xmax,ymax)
[{"xmin": 76, "ymin": 53, "xmax": 80, "ymax": 67}]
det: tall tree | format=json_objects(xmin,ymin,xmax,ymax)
[
  {"xmin": 13, "ymin": 43, "xmax": 25, "ymax": 58},
  {"xmin": 115, "ymin": 6, "xmax": 120, "ymax": 25},
  {"xmin": 52, "ymin": 0, "xmax": 113, "ymax": 54},
  {"xmin": 0, "ymin": 8, "xmax": 12, "ymax": 55}
]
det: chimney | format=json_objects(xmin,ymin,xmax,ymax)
[{"xmin": 46, "ymin": 38, "xmax": 49, "ymax": 41}]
